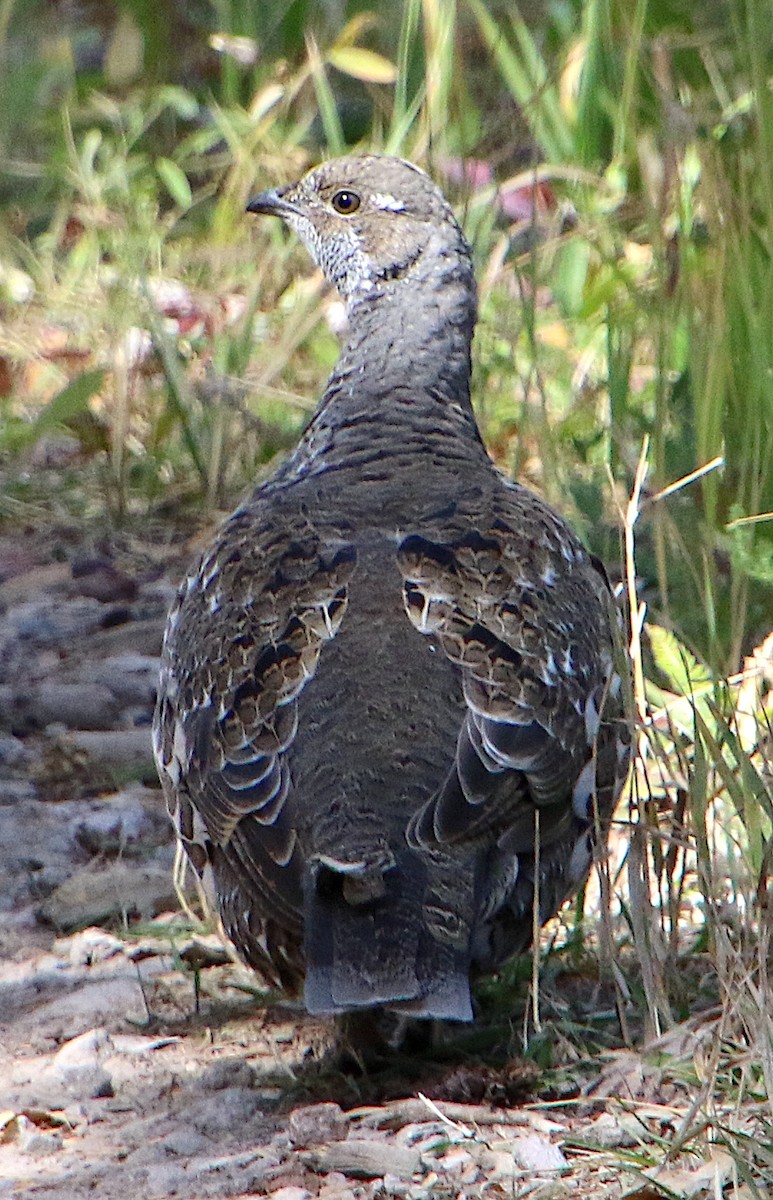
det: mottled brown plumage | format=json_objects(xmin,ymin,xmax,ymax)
[{"xmin": 153, "ymin": 154, "xmax": 630, "ymax": 1023}]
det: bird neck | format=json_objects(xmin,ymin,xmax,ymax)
[
  {"xmin": 338, "ymin": 253, "xmax": 477, "ymax": 404},
  {"xmin": 302, "ymin": 247, "xmax": 482, "ymax": 455}
]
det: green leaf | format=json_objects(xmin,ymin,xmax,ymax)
[
  {"xmin": 647, "ymin": 624, "xmax": 712, "ymax": 697},
  {"xmin": 155, "ymin": 158, "xmax": 193, "ymax": 209},
  {"xmin": 156, "ymin": 86, "xmax": 200, "ymax": 121},
  {"xmin": 33, "ymin": 370, "xmax": 105, "ymax": 434},
  {"xmin": 307, "ymin": 38, "xmax": 345, "ymax": 156},
  {"xmin": 645, "ymin": 622, "xmax": 718, "ymax": 740},
  {"xmin": 693, "ymin": 707, "xmax": 771, "ymax": 873},
  {"xmin": 143, "ymin": 296, "xmax": 208, "ymax": 487},
  {"xmin": 552, "ymin": 239, "xmax": 591, "ymax": 317},
  {"xmin": 104, "ymin": 12, "xmax": 144, "ymax": 87},
  {"xmin": 728, "ymin": 521, "xmax": 773, "ymax": 585},
  {"xmin": 327, "ymin": 46, "xmax": 398, "ymax": 84}
]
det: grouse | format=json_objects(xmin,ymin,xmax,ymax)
[{"xmin": 153, "ymin": 154, "xmax": 630, "ymax": 1024}]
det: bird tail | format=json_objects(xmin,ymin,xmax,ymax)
[{"xmin": 302, "ymin": 854, "xmax": 474, "ymax": 1020}]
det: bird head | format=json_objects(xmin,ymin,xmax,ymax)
[{"xmin": 247, "ymin": 154, "xmax": 472, "ymax": 305}]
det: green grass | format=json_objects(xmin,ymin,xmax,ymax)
[{"xmin": 1, "ymin": 0, "xmax": 772, "ymax": 1188}]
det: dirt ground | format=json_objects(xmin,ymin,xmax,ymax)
[{"xmin": 0, "ymin": 531, "xmax": 762, "ymax": 1199}]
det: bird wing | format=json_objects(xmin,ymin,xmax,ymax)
[
  {"xmin": 153, "ymin": 505, "xmax": 356, "ymax": 920},
  {"xmin": 397, "ymin": 483, "xmax": 628, "ymax": 860}
]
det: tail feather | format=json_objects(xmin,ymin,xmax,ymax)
[{"xmin": 303, "ymin": 857, "xmax": 474, "ymax": 1020}]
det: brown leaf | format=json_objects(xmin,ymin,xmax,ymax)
[{"xmin": 0, "ymin": 355, "xmax": 13, "ymax": 396}]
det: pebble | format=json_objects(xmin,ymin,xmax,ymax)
[
  {"xmin": 304, "ymin": 1138, "xmax": 421, "ymax": 1181},
  {"xmin": 92, "ymin": 653, "xmax": 160, "ymax": 706},
  {"xmin": 396, "ymin": 1120, "xmax": 452, "ymax": 1147},
  {"xmin": 185, "ymin": 1086, "xmax": 263, "ymax": 1134},
  {"xmin": 381, "ymin": 1173, "xmax": 412, "ymax": 1197},
  {"xmin": 71, "ymin": 791, "xmax": 169, "ymax": 856},
  {"xmin": 317, "ymin": 1172, "xmax": 359, "ymax": 1199},
  {"xmin": 69, "ymin": 558, "xmax": 139, "ymax": 604},
  {"xmin": 584, "ymin": 1110, "xmax": 641, "ymax": 1148},
  {"xmin": 53, "ymin": 1026, "xmax": 113, "ymax": 1066},
  {"xmin": 160, "ymin": 1128, "xmax": 210, "ymax": 1156},
  {"xmin": 288, "ymin": 1102, "xmax": 349, "ymax": 1147},
  {"xmin": 136, "ymin": 1163, "xmax": 188, "ymax": 1197},
  {"xmin": 429, "ymin": 1145, "xmax": 475, "ymax": 1173},
  {"xmin": 177, "ymin": 935, "xmax": 233, "ymax": 969},
  {"xmin": 1, "ymin": 682, "xmax": 120, "ymax": 731},
  {"xmin": 45, "ymin": 1026, "xmax": 115, "ymax": 1100},
  {"xmin": 0, "ymin": 778, "xmax": 37, "ymax": 805},
  {"xmin": 196, "ymin": 1056, "xmax": 255, "ymax": 1091},
  {"xmin": 2, "ymin": 595, "xmax": 105, "ymax": 646},
  {"xmin": 57, "ymin": 926, "xmax": 125, "ymax": 965},
  {"xmin": 480, "ymin": 1133, "xmax": 568, "ymax": 1177},
  {"xmin": 15, "ymin": 1115, "xmax": 63, "ymax": 1156},
  {"xmin": 511, "ymin": 1133, "xmax": 568, "ymax": 1171},
  {"xmin": 36, "ymin": 860, "xmax": 178, "ymax": 929},
  {"xmin": 62, "ymin": 727, "xmax": 155, "ymax": 773},
  {"xmin": 0, "ymin": 734, "xmax": 31, "ymax": 770}
]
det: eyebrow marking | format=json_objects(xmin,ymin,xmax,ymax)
[{"xmin": 371, "ymin": 192, "xmax": 406, "ymax": 212}]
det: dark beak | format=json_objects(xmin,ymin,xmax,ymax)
[{"xmin": 246, "ymin": 184, "xmax": 299, "ymax": 218}]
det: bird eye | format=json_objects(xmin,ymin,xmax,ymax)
[{"xmin": 331, "ymin": 189, "xmax": 361, "ymax": 215}]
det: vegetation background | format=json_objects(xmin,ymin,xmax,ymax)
[{"xmin": 0, "ymin": 0, "xmax": 771, "ymax": 1192}]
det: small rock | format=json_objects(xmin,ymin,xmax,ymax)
[
  {"xmin": 16, "ymin": 1115, "xmax": 64, "ymax": 1156},
  {"xmin": 3, "ymin": 595, "xmax": 104, "ymax": 647},
  {"xmin": 161, "ymin": 1128, "xmax": 209, "ymax": 1156},
  {"xmin": 317, "ymin": 1172, "xmax": 356, "ymax": 1199},
  {"xmin": 0, "ymin": 778, "xmax": 37, "ymax": 805},
  {"xmin": 53, "ymin": 1026, "xmax": 112, "ymax": 1068},
  {"xmin": 269, "ymin": 1189, "xmax": 313, "ymax": 1200},
  {"xmin": 197, "ymin": 1057, "xmax": 255, "ymax": 1091},
  {"xmin": 396, "ymin": 1121, "xmax": 450, "ymax": 1148},
  {"xmin": 70, "ymin": 558, "xmax": 139, "ymax": 603},
  {"xmin": 33, "ymin": 735, "xmax": 114, "ymax": 801},
  {"xmin": 92, "ymin": 654, "xmax": 159, "ymax": 706},
  {"xmin": 381, "ymin": 1173, "xmax": 412, "ymax": 1197},
  {"xmin": 82, "ymin": 616, "xmax": 166, "ymax": 659},
  {"xmin": 30, "ymin": 434, "xmax": 82, "ymax": 469},
  {"xmin": 0, "ymin": 734, "xmax": 31, "ymax": 770},
  {"xmin": 288, "ymin": 1102, "xmax": 349, "ymax": 1148},
  {"xmin": 62, "ymin": 728, "xmax": 155, "ymax": 774},
  {"xmin": 71, "ymin": 793, "xmax": 169, "ymax": 857},
  {"xmin": 429, "ymin": 1146, "xmax": 475, "ymax": 1174},
  {"xmin": 304, "ymin": 1139, "xmax": 421, "ymax": 1180},
  {"xmin": 482, "ymin": 1134, "xmax": 568, "ymax": 1176},
  {"xmin": 186, "ymin": 1086, "xmax": 262, "ymax": 1134},
  {"xmin": 583, "ymin": 1111, "xmax": 641, "ymax": 1149},
  {"xmin": 124, "ymin": 936, "xmax": 175, "ymax": 962},
  {"xmin": 511, "ymin": 1133, "xmax": 568, "ymax": 1172},
  {"xmin": 46, "ymin": 1027, "xmax": 114, "ymax": 1101},
  {"xmin": 479, "ymin": 1149, "xmax": 519, "ymax": 1181},
  {"xmin": 56, "ymin": 927, "xmax": 124, "ymax": 966},
  {"xmin": 36, "ymin": 861, "xmax": 177, "ymax": 930},
  {"xmin": 137, "ymin": 1164, "xmax": 188, "ymax": 1197},
  {"xmin": 177, "ymin": 935, "xmax": 232, "ymax": 970},
  {"xmin": 10, "ymin": 682, "xmax": 120, "ymax": 731}
]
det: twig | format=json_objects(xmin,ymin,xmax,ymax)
[
  {"xmin": 624, "ymin": 436, "xmax": 650, "ymax": 726},
  {"xmin": 417, "ymin": 1092, "xmax": 476, "ymax": 1140}
]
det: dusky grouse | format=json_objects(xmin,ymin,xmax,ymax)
[{"xmin": 153, "ymin": 154, "xmax": 630, "ymax": 1025}]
